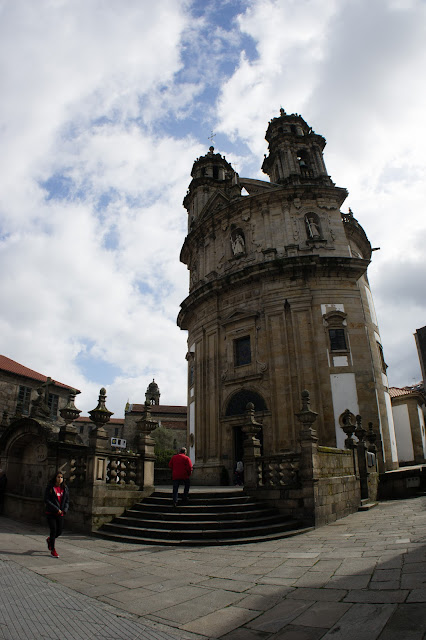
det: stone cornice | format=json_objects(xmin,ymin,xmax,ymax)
[{"xmin": 177, "ymin": 255, "xmax": 370, "ymax": 329}]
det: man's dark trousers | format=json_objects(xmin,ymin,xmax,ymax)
[{"xmin": 173, "ymin": 479, "xmax": 190, "ymax": 504}]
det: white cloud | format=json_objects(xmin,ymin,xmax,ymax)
[
  {"xmin": 215, "ymin": 0, "xmax": 426, "ymax": 388},
  {"xmin": 1, "ymin": 0, "xmax": 425, "ymax": 420}
]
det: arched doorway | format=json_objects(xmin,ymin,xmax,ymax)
[{"xmin": 225, "ymin": 390, "xmax": 267, "ymax": 468}]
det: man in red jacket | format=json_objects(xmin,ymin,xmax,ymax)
[{"xmin": 168, "ymin": 447, "xmax": 193, "ymax": 506}]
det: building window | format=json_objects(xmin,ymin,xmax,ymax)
[
  {"xmin": 48, "ymin": 393, "xmax": 59, "ymax": 419},
  {"xmin": 234, "ymin": 336, "xmax": 251, "ymax": 366},
  {"xmin": 18, "ymin": 385, "xmax": 32, "ymax": 415},
  {"xmin": 329, "ymin": 328, "xmax": 347, "ymax": 351}
]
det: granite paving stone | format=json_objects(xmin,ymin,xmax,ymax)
[
  {"xmin": 290, "ymin": 601, "xmax": 352, "ymax": 628},
  {"xmin": 246, "ymin": 599, "xmax": 314, "ymax": 632},
  {"xmin": 377, "ymin": 603, "xmax": 426, "ymax": 640},
  {"xmin": 181, "ymin": 606, "xmax": 260, "ymax": 638},
  {"xmin": 272, "ymin": 625, "xmax": 326, "ymax": 639},
  {"xmin": 1, "ymin": 495, "xmax": 425, "ymax": 640},
  {"xmin": 321, "ymin": 603, "xmax": 396, "ymax": 640}
]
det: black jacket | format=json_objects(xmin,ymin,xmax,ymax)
[{"xmin": 44, "ymin": 484, "xmax": 69, "ymax": 515}]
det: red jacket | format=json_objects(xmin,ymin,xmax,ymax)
[{"xmin": 168, "ymin": 453, "xmax": 193, "ymax": 480}]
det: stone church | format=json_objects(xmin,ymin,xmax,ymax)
[{"xmin": 178, "ymin": 109, "xmax": 398, "ymax": 485}]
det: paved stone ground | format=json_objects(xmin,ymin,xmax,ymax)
[{"xmin": 0, "ymin": 496, "xmax": 425, "ymax": 640}]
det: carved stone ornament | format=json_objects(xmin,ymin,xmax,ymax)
[
  {"xmin": 293, "ymin": 198, "xmax": 302, "ymax": 209},
  {"xmin": 317, "ymin": 198, "xmax": 338, "ymax": 210},
  {"xmin": 242, "ymin": 211, "xmax": 251, "ymax": 221},
  {"xmin": 36, "ymin": 443, "xmax": 48, "ymax": 462}
]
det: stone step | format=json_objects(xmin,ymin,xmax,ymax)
[
  {"xmin": 125, "ymin": 507, "xmax": 279, "ymax": 521},
  {"xmin": 95, "ymin": 526, "xmax": 314, "ymax": 546},
  {"xmin": 100, "ymin": 518, "xmax": 307, "ymax": 541},
  {"xmin": 113, "ymin": 513, "xmax": 289, "ymax": 530},
  {"xmin": 95, "ymin": 488, "xmax": 312, "ymax": 546},
  {"xmin": 358, "ymin": 500, "xmax": 378, "ymax": 511}
]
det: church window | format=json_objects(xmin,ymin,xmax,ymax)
[
  {"xmin": 226, "ymin": 389, "xmax": 267, "ymax": 416},
  {"xmin": 48, "ymin": 393, "xmax": 59, "ymax": 419},
  {"xmin": 234, "ymin": 336, "xmax": 251, "ymax": 366},
  {"xmin": 213, "ymin": 166, "xmax": 219, "ymax": 179},
  {"xmin": 17, "ymin": 385, "xmax": 31, "ymax": 415},
  {"xmin": 329, "ymin": 329, "xmax": 347, "ymax": 351}
]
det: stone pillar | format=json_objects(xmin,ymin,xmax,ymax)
[
  {"xmin": 136, "ymin": 402, "xmax": 157, "ymax": 490},
  {"xmin": 88, "ymin": 387, "xmax": 113, "ymax": 483},
  {"xmin": 295, "ymin": 390, "xmax": 319, "ymax": 522},
  {"xmin": 59, "ymin": 390, "xmax": 82, "ymax": 444},
  {"xmin": 241, "ymin": 403, "xmax": 262, "ymax": 490},
  {"xmin": 355, "ymin": 415, "xmax": 369, "ymax": 500}
]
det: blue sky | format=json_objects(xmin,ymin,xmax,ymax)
[{"xmin": 0, "ymin": 0, "xmax": 425, "ymax": 415}]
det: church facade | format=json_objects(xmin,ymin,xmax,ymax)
[{"xmin": 178, "ymin": 109, "xmax": 398, "ymax": 484}]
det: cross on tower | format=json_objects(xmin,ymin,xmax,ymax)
[{"xmin": 208, "ymin": 131, "xmax": 216, "ymax": 145}]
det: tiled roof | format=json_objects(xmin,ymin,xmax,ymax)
[
  {"xmin": 129, "ymin": 404, "xmax": 187, "ymax": 414},
  {"xmin": 0, "ymin": 354, "xmax": 78, "ymax": 391},
  {"xmin": 389, "ymin": 386, "xmax": 424, "ymax": 399}
]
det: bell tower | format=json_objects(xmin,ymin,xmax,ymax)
[
  {"xmin": 261, "ymin": 108, "xmax": 330, "ymax": 186},
  {"xmin": 178, "ymin": 109, "xmax": 398, "ymax": 484},
  {"xmin": 183, "ymin": 146, "xmax": 241, "ymax": 231}
]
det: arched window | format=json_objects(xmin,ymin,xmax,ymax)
[{"xmin": 225, "ymin": 390, "xmax": 267, "ymax": 416}]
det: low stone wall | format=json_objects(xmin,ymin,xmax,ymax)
[{"xmin": 315, "ymin": 446, "xmax": 360, "ymax": 526}]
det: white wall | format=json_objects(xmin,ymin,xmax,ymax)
[
  {"xmin": 392, "ymin": 403, "xmax": 414, "ymax": 462},
  {"xmin": 330, "ymin": 373, "xmax": 359, "ymax": 449},
  {"xmin": 417, "ymin": 405, "xmax": 426, "ymax": 458},
  {"xmin": 384, "ymin": 391, "xmax": 399, "ymax": 462}
]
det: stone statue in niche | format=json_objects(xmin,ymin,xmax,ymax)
[
  {"xmin": 305, "ymin": 215, "xmax": 321, "ymax": 239},
  {"xmin": 231, "ymin": 230, "xmax": 245, "ymax": 256}
]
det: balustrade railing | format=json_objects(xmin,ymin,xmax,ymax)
[
  {"xmin": 68, "ymin": 456, "xmax": 87, "ymax": 485},
  {"xmin": 257, "ymin": 454, "xmax": 301, "ymax": 488},
  {"xmin": 106, "ymin": 455, "xmax": 138, "ymax": 486}
]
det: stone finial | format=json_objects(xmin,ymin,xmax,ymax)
[
  {"xmin": 60, "ymin": 389, "xmax": 81, "ymax": 425},
  {"xmin": 295, "ymin": 390, "xmax": 318, "ymax": 441},
  {"xmin": 340, "ymin": 409, "xmax": 356, "ymax": 449},
  {"xmin": 366, "ymin": 422, "xmax": 378, "ymax": 452},
  {"xmin": 241, "ymin": 402, "xmax": 262, "ymax": 438},
  {"xmin": 136, "ymin": 400, "xmax": 158, "ymax": 435},
  {"xmin": 30, "ymin": 387, "xmax": 51, "ymax": 420},
  {"xmin": 89, "ymin": 387, "xmax": 113, "ymax": 430},
  {"xmin": 354, "ymin": 414, "xmax": 366, "ymax": 443}
]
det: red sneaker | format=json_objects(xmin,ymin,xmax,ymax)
[
  {"xmin": 46, "ymin": 537, "xmax": 51, "ymax": 551},
  {"xmin": 51, "ymin": 549, "xmax": 59, "ymax": 558}
]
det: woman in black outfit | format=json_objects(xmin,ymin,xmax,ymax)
[{"xmin": 44, "ymin": 471, "xmax": 69, "ymax": 558}]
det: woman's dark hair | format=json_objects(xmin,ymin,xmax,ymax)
[{"xmin": 48, "ymin": 470, "xmax": 67, "ymax": 487}]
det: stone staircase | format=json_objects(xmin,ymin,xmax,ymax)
[{"xmin": 95, "ymin": 488, "xmax": 312, "ymax": 546}]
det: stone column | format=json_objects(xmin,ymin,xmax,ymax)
[
  {"xmin": 355, "ymin": 415, "xmax": 369, "ymax": 500},
  {"xmin": 59, "ymin": 390, "xmax": 81, "ymax": 444},
  {"xmin": 295, "ymin": 390, "xmax": 319, "ymax": 522},
  {"xmin": 136, "ymin": 402, "xmax": 157, "ymax": 490},
  {"xmin": 241, "ymin": 403, "xmax": 262, "ymax": 490},
  {"xmin": 88, "ymin": 387, "xmax": 113, "ymax": 483}
]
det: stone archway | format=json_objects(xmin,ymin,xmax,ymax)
[
  {"xmin": 0, "ymin": 417, "xmax": 57, "ymax": 521},
  {"xmin": 225, "ymin": 390, "xmax": 267, "ymax": 463}
]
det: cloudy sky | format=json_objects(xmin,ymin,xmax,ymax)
[{"xmin": 0, "ymin": 0, "xmax": 425, "ymax": 417}]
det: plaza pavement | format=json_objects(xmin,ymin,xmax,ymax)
[{"xmin": 0, "ymin": 494, "xmax": 425, "ymax": 640}]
